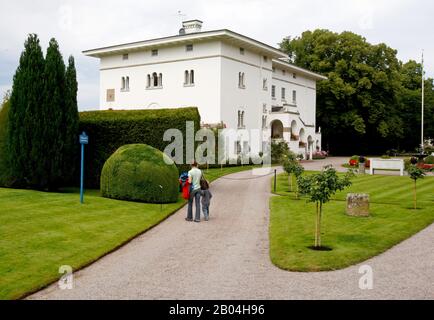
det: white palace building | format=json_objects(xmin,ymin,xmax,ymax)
[{"xmin": 84, "ymin": 20, "xmax": 327, "ymax": 159}]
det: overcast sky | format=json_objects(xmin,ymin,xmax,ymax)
[{"xmin": 1, "ymin": 0, "xmax": 432, "ymax": 110}]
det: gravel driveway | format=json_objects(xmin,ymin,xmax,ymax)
[{"xmin": 29, "ymin": 160, "xmax": 434, "ymax": 299}]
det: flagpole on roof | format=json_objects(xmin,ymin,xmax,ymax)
[{"xmin": 421, "ymin": 50, "xmax": 425, "ymax": 153}]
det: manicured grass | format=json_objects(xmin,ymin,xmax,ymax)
[
  {"xmin": 270, "ymin": 172, "xmax": 434, "ymax": 272},
  {"xmin": 0, "ymin": 165, "xmax": 254, "ymax": 300}
]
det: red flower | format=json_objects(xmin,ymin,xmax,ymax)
[{"xmin": 349, "ymin": 159, "xmax": 358, "ymax": 166}]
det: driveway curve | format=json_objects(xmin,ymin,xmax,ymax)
[{"xmin": 30, "ymin": 160, "xmax": 434, "ymax": 299}]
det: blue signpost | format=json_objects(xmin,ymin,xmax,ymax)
[{"xmin": 79, "ymin": 132, "xmax": 89, "ymax": 204}]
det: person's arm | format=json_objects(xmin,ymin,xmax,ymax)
[{"xmin": 188, "ymin": 173, "xmax": 192, "ymax": 184}]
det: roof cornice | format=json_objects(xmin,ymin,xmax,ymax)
[
  {"xmin": 272, "ymin": 59, "xmax": 327, "ymax": 81},
  {"xmin": 82, "ymin": 29, "xmax": 287, "ymax": 59}
]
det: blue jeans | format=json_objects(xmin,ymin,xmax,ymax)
[
  {"xmin": 202, "ymin": 205, "xmax": 209, "ymax": 220},
  {"xmin": 187, "ymin": 189, "xmax": 201, "ymax": 221}
]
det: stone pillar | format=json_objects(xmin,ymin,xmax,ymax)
[{"xmin": 346, "ymin": 193, "xmax": 370, "ymax": 217}]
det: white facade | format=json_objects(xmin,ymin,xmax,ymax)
[{"xmin": 84, "ymin": 20, "xmax": 326, "ymax": 159}]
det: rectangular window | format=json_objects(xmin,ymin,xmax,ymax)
[
  {"xmin": 271, "ymin": 85, "xmax": 276, "ymax": 98},
  {"xmin": 151, "ymin": 49, "xmax": 158, "ymax": 56},
  {"xmin": 272, "ymin": 67, "xmax": 276, "ymax": 73},
  {"xmin": 292, "ymin": 90, "xmax": 297, "ymax": 103},
  {"xmin": 122, "ymin": 54, "xmax": 129, "ymax": 60},
  {"xmin": 263, "ymin": 56, "xmax": 268, "ymax": 62},
  {"xmin": 282, "ymin": 69, "xmax": 286, "ymax": 76},
  {"xmin": 186, "ymin": 44, "xmax": 193, "ymax": 52},
  {"xmin": 235, "ymin": 141, "xmax": 241, "ymax": 154},
  {"xmin": 281, "ymin": 88, "xmax": 286, "ymax": 100},
  {"xmin": 240, "ymin": 47, "xmax": 245, "ymax": 55},
  {"xmin": 293, "ymin": 73, "xmax": 297, "ymax": 79}
]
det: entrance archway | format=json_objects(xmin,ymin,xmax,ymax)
[{"xmin": 271, "ymin": 120, "xmax": 284, "ymax": 139}]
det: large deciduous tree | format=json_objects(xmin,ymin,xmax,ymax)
[{"xmin": 280, "ymin": 29, "xmax": 433, "ymax": 154}]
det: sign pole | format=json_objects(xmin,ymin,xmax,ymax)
[
  {"xmin": 80, "ymin": 143, "xmax": 85, "ymax": 204},
  {"xmin": 421, "ymin": 50, "xmax": 425, "ymax": 153},
  {"xmin": 79, "ymin": 132, "xmax": 89, "ymax": 204}
]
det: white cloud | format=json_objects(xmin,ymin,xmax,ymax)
[{"xmin": 0, "ymin": 0, "xmax": 432, "ymax": 110}]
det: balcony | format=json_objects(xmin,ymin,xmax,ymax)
[{"xmin": 270, "ymin": 104, "xmax": 299, "ymax": 115}]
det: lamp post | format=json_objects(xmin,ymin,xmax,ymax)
[
  {"xmin": 159, "ymin": 185, "xmax": 163, "ymax": 212},
  {"xmin": 79, "ymin": 132, "xmax": 89, "ymax": 204}
]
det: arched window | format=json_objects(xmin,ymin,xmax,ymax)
[
  {"xmin": 147, "ymin": 74, "xmax": 151, "ymax": 88},
  {"xmin": 158, "ymin": 73, "xmax": 162, "ymax": 87},
  {"xmin": 152, "ymin": 72, "xmax": 158, "ymax": 87},
  {"xmin": 241, "ymin": 73, "xmax": 245, "ymax": 87},
  {"xmin": 121, "ymin": 77, "xmax": 125, "ymax": 90},
  {"xmin": 190, "ymin": 70, "xmax": 194, "ymax": 84},
  {"xmin": 126, "ymin": 76, "xmax": 129, "ymax": 90},
  {"xmin": 184, "ymin": 70, "xmax": 189, "ymax": 85},
  {"xmin": 238, "ymin": 72, "xmax": 242, "ymax": 88}
]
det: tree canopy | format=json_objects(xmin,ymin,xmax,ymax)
[{"xmin": 280, "ymin": 29, "xmax": 434, "ymax": 154}]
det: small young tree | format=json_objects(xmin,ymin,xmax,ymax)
[
  {"xmin": 408, "ymin": 165, "xmax": 425, "ymax": 209},
  {"xmin": 282, "ymin": 151, "xmax": 297, "ymax": 191},
  {"xmin": 271, "ymin": 141, "xmax": 289, "ymax": 164},
  {"xmin": 283, "ymin": 155, "xmax": 304, "ymax": 198},
  {"xmin": 297, "ymin": 166, "xmax": 354, "ymax": 248}
]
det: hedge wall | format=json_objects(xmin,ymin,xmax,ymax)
[{"xmin": 79, "ymin": 107, "xmax": 200, "ymax": 188}]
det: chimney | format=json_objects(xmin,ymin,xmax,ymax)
[{"xmin": 181, "ymin": 20, "xmax": 203, "ymax": 34}]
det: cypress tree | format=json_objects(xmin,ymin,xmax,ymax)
[
  {"xmin": 7, "ymin": 34, "xmax": 45, "ymax": 187},
  {"xmin": 64, "ymin": 55, "xmax": 79, "ymax": 184},
  {"xmin": 41, "ymin": 38, "xmax": 66, "ymax": 190}
]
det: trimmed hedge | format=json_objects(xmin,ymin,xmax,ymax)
[
  {"xmin": 79, "ymin": 107, "xmax": 200, "ymax": 188},
  {"xmin": 0, "ymin": 98, "xmax": 11, "ymax": 186},
  {"xmin": 101, "ymin": 144, "xmax": 179, "ymax": 203},
  {"xmin": 424, "ymin": 155, "xmax": 434, "ymax": 165}
]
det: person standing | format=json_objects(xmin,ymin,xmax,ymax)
[
  {"xmin": 186, "ymin": 161, "xmax": 202, "ymax": 222},
  {"xmin": 201, "ymin": 187, "xmax": 212, "ymax": 221}
]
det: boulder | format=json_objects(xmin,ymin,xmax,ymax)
[{"xmin": 346, "ymin": 193, "xmax": 370, "ymax": 217}]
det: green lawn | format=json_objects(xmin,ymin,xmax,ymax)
[
  {"xmin": 270, "ymin": 172, "xmax": 434, "ymax": 272},
  {"xmin": 0, "ymin": 165, "xmax": 255, "ymax": 300}
]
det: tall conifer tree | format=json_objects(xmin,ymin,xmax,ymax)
[
  {"xmin": 42, "ymin": 38, "xmax": 66, "ymax": 189},
  {"xmin": 8, "ymin": 34, "xmax": 45, "ymax": 187},
  {"xmin": 64, "ymin": 55, "xmax": 79, "ymax": 183}
]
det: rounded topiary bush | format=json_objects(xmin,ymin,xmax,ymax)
[{"xmin": 101, "ymin": 144, "xmax": 179, "ymax": 203}]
